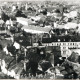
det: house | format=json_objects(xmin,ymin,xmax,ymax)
[
  {"xmin": 12, "ymin": 5, "xmax": 16, "ymax": 12},
  {"xmin": 30, "ymin": 16, "xmax": 41, "ymax": 22},
  {"xmin": 64, "ymin": 22, "xmax": 78, "ymax": 29},
  {"xmin": 54, "ymin": 22, "xmax": 78, "ymax": 29},
  {"xmin": 0, "ymin": 51, "xmax": 24, "ymax": 79},
  {"xmin": 63, "ymin": 10, "xmax": 78, "ymax": 19},
  {"xmin": 16, "ymin": 17, "xmax": 28, "ymax": 26},
  {"xmin": 21, "ymin": 25, "xmax": 51, "ymax": 34},
  {"xmin": 42, "ymin": 42, "xmax": 80, "ymax": 58}
]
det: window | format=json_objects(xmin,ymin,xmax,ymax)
[
  {"xmin": 63, "ymin": 51, "xmax": 66, "ymax": 55},
  {"xmin": 59, "ymin": 43, "xmax": 61, "ymax": 45},
  {"xmin": 63, "ymin": 47, "xmax": 66, "ymax": 49},
  {"xmin": 63, "ymin": 43, "xmax": 66, "ymax": 45},
  {"xmin": 73, "ymin": 43, "xmax": 74, "ymax": 45},
  {"xmin": 57, "ymin": 43, "xmax": 58, "ymax": 46},
  {"xmin": 68, "ymin": 43, "xmax": 70, "ymax": 46},
  {"xmin": 70, "ymin": 43, "xmax": 72, "ymax": 45}
]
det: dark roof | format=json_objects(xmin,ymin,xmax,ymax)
[
  {"xmin": 0, "ymin": 39, "xmax": 12, "ymax": 48},
  {"xmin": 42, "ymin": 35, "xmax": 80, "ymax": 42}
]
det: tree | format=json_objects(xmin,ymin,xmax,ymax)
[
  {"xmin": 1, "ymin": 11, "xmax": 10, "ymax": 22},
  {"xmin": 15, "ymin": 9, "xmax": 27, "ymax": 18},
  {"xmin": 67, "ymin": 52, "xmax": 79, "ymax": 63}
]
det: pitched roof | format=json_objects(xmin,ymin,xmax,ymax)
[
  {"xmin": 16, "ymin": 17, "xmax": 28, "ymax": 26},
  {"xmin": 55, "ymin": 22, "xmax": 78, "ymax": 29},
  {"xmin": 22, "ymin": 25, "xmax": 52, "ymax": 34}
]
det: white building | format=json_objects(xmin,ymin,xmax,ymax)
[
  {"xmin": 42, "ymin": 42, "xmax": 80, "ymax": 57},
  {"xmin": 63, "ymin": 10, "xmax": 78, "ymax": 19},
  {"xmin": 12, "ymin": 5, "xmax": 16, "ymax": 12}
]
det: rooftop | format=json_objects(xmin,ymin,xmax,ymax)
[{"xmin": 22, "ymin": 25, "xmax": 52, "ymax": 34}]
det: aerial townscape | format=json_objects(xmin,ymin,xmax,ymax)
[{"xmin": 0, "ymin": 0, "xmax": 80, "ymax": 79}]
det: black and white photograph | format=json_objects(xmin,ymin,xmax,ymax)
[{"xmin": 0, "ymin": 0, "xmax": 80, "ymax": 79}]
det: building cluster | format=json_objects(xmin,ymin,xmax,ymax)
[{"xmin": 0, "ymin": 1, "xmax": 80, "ymax": 79}]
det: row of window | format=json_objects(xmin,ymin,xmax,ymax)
[{"xmin": 43, "ymin": 42, "xmax": 80, "ymax": 47}]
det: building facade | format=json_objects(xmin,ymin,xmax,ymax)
[
  {"xmin": 33, "ymin": 42, "xmax": 80, "ymax": 57},
  {"xmin": 42, "ymin": 42, "xmax": 80, "ymax": 57}
]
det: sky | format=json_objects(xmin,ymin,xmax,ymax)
[
  {"xmin": 0, "ymin": 0, "xmax": 80, "ymax": 4},
  {"xmin": 0, "ymin": 0, "xmax": 79, "ymax": 1}
]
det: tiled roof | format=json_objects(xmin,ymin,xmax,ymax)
[
  {"xmin": 5, "ymin": 57, "xmax": 24, "ymax": 75},
  {"xmin": 42, "ymin": 35, "xmax": 80, "ymax": 42}
]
